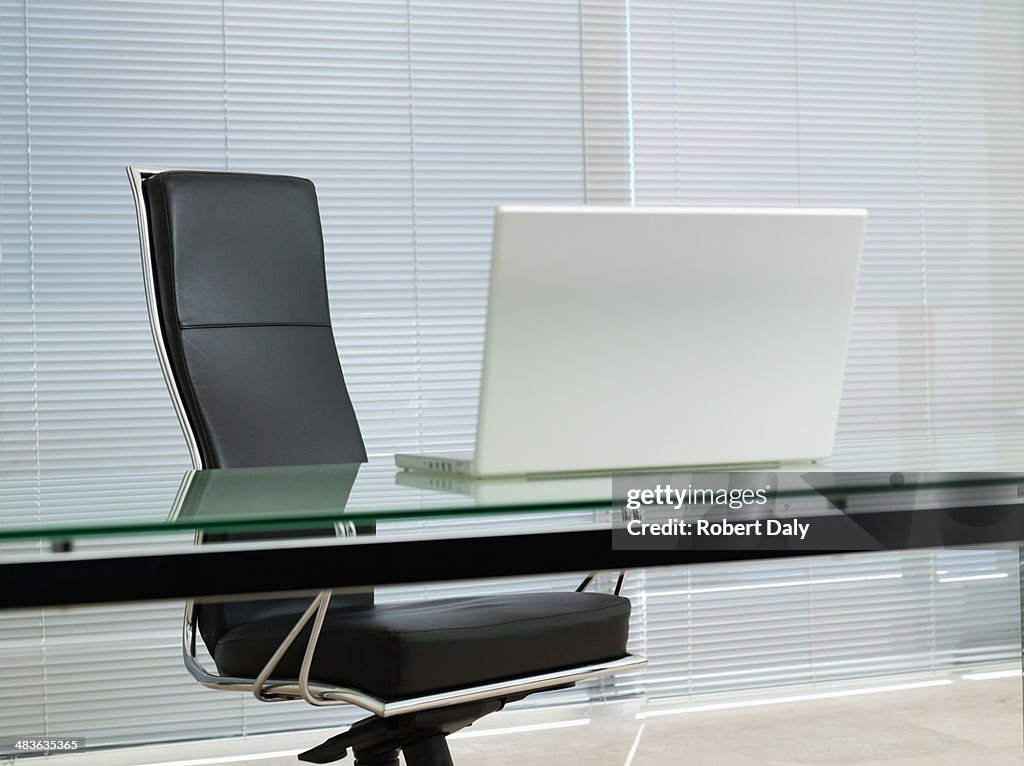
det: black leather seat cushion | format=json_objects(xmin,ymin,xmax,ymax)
[{"xmin": 213, "ymin": 591, "xmax": 631, "ymax": 700}]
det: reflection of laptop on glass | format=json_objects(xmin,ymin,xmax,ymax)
[{"xmin": 397, "ymin": 206, "xmax": 867, "ymax": 478}]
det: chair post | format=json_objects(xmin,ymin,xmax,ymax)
[{"xmin": 401, "ymin": 735, "xmax": 454, "ymax": 766}]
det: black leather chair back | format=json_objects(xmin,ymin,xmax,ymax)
[
  {"xmin": 142, "ymin": 170, "xmax": 366, "ymax": 468},
  {"xmin": 141, "ymin": 170, "xmax": 370, "ymax": 653}
]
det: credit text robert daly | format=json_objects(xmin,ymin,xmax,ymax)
[{"xmin": 623, "ymin": 483, "xmax": 810, "ymax": 540}]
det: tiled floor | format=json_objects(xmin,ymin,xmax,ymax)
[
  {"xmin": 447, "ymin": 677, "xmax": 1024, "ymax": 766},
  {"xmin": 282, "ymin": 679, "xmax": 1024, "ymax": 761},
  {"xmin": 33, "ymin": 672, "xmax": 1024, "ymax": 766}
]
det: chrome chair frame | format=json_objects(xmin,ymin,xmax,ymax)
[{"xmin": 128, "ymin": 165, "xmax": 645, "ymax": 720}]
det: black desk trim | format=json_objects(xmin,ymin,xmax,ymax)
[{"xmin": 3, "ymin": 500, "xmax": 1024, "ymax": 610}]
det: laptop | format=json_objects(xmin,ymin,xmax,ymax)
[{"xmin": 396, "ymin": 205, "xmax": 867, "ymax": 478}]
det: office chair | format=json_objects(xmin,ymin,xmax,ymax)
[{"xmin": 127, "ymin": 167, "xmax": 645, "ymax": 766}]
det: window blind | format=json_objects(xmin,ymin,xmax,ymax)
[
  {"xmin": 0, "ymin": 0, "xmax": 1022, "ymax": 751},
  {"xmin": 623, "ymin": 0, "xmax": 1023, "ymax": 704},
  {"xmin": 627, "ymin": 0, "xmax": 1024, "ymax": 441},
  {"xmin": 0, "ymin": 0, "xmax": 36, "ymax": 479}
]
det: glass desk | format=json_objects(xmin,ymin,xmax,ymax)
[
  {"xmin": 1, "ymin": 432, "xmax": 1024, "ymax": 609},
  {"xmin": 2, "ymin": 432, "xmax": 1024, "ymax": 760}
]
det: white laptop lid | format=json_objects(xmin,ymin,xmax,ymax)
[{"xmin": 473, "ymin": 206, "xmax": 866, "ymax": 477}]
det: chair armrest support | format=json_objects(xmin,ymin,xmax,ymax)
[
  {"xmin": 252, "ymin": 590, "xmax": 331, "ymax": 702},
  {"xmin": 576, "ymin": 570, "xmax": 627, "ymax": 595}
]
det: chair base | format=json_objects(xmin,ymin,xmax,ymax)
[
  {"xmin": 298, "ymin": 693, "xmax": 534, "ymax": 764},
  {"xmin": 347, "ymin": 734, "xmax": 453, "ymax": 766}
]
